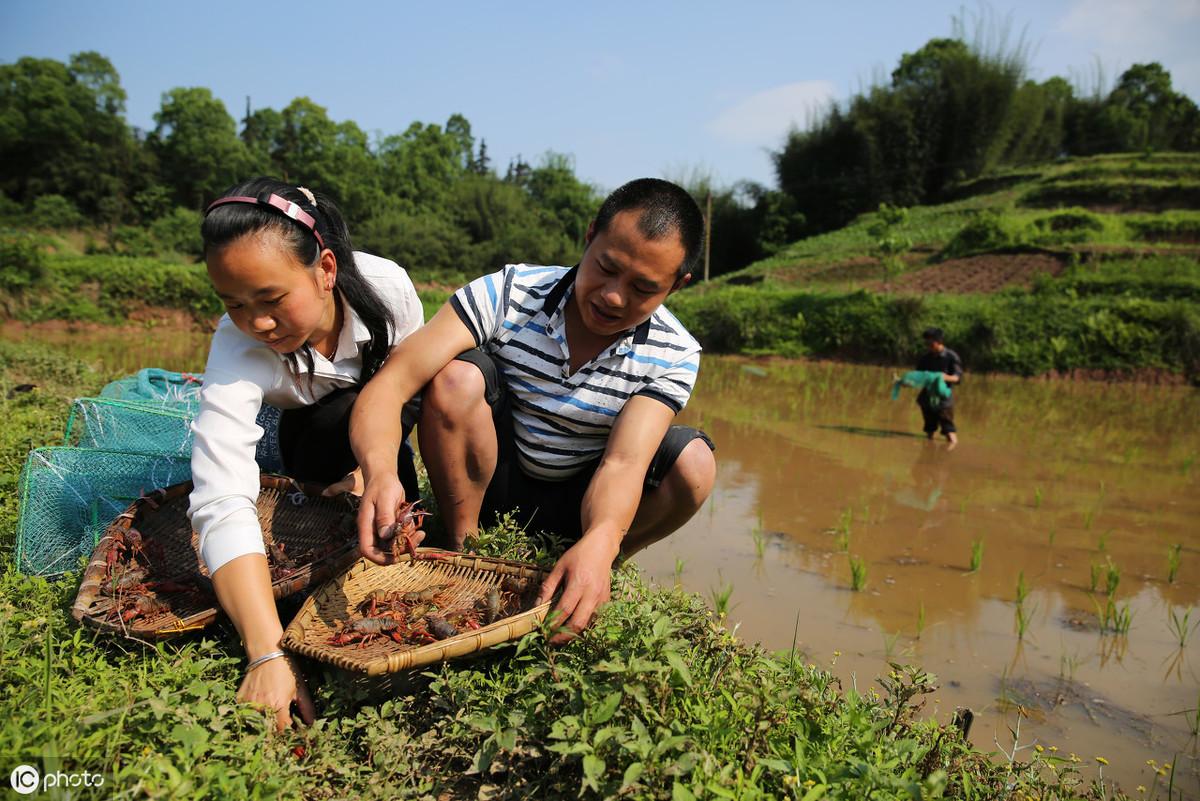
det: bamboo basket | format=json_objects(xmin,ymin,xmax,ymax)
[
  {"xmin": 72, "ymin": 475, "xmax": 359, "ymax": 639},
  {"xmin": 282, "ymin": 551, "xmax": 551, "ymax": 675}
]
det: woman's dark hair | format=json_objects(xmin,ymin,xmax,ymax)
[
  {"xmin": 201, "ymin": 177, "xmax": 394, "ymax": 384},
  {"xmin": 592, "ymin": 178, "xmax": 705, "ymax": 279}
]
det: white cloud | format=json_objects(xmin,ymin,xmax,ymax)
[
  {"xmin": 707, "ymin": 80, "xmax": 838, "ymax": 146},
  {"xmin": 1058, "ymin": 0, "xmax": 1199, "ymax": 47}
]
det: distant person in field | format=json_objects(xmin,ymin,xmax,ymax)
[
  {"xmin": 351, "ymin": 178, "xmax": 717, "ymax": 643},
  {"xmin": 190, "ymin": 178, "xmax": 424, "ymax": 729},
  {"xmin": 915, "ymin": 327, "xmax": 963, "ymax": 446}
]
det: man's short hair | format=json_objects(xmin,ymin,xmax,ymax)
[
  {"xmin": 922, "ymin": 327, "xmax": 945, "ymax": 343},
  {"xmin": 593, "ymin": 178, "xmax": 704, "ymax": 279}
]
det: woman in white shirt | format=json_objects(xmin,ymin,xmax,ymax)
[{"xmin": 190, "ymin": 178, "xmax": 423, "ymax": 729}]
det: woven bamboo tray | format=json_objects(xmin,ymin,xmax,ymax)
[
  {"xmin": 282, "ymin": 551, "xmax": 551, "ymax": 675},
  {"xmin": 72, "ymin": 475, "xmax": 359, "ymax": 639}
]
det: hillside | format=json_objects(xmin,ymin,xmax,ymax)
[{"xmin": 670, "ymin": 153, "xmax": 1200, "ymax": 381}]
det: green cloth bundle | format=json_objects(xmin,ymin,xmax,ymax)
[{"xmin": 890, "ymin": 370, "xmax": 952, "ymax": 408}]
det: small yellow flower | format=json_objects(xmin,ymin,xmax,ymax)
[
  {"xmin": 1163, "ymin": 763, "xmax": 1172, "ymax": 770},
  {"xmin": 1049, "ymin": 746, "xmax": 1058, "ymax": 752},
  {"xmin": 1035, "ymin": 744, "xmax": 1044, "ymax": 753},
  {"xmin": 1137, "ymin": 786, "xmax": 1146, "ymax": 794},
  {"xmin": 1147, "ymin": 759, "xmax": 1157, "ymax": 766},
  {"xmin": 833, "ymin": 650, "xmax": 841, "ymax": 657},
  {"xmin": 804, "ymin": 779, "xmax": 815, "ymax": 787},
  {"xmin": 1095, "ymin": 756, "xmax": 1109, "ymax": 766},
  {"xmin": 1069, "ymin": 753, "xmax": 1081, "ymax": 763}
]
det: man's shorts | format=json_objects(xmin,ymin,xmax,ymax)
[
  {"xmin": 454, "ymin": 349, "xmax": 715, "ymax": 543},
  {"xmin": 918, "ymin": 396, "xmax": 956, "ymax": 435}
]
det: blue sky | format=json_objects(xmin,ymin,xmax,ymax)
[{"xmin": 3, "ymin": 1, "xmax": 1198, "ymax": 192}]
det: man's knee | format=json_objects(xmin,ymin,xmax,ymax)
[
  {"xmin": 662, "ymin": 438, "xmax": 716, "ymax": 509},
  {"xmin": 422, "ymin": 359, "xmax": 488, "ymax": 422}
]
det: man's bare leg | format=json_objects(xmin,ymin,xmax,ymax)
[
  {"xmin": 621, "ymin": 439, "xmax": 717, "ymax": 557},
  {"xmin": 417, "ymin": 360, "xmax": 497, "ymax": 550}
]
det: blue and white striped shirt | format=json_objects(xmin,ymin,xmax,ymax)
[{"xmin": 450, "ymin": 264, "xmax": 701, "ymax": 480}]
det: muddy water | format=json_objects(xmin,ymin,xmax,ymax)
[
  {"xmin": 635, "ymin": 357, "xmax": 1200, "ymax": 795},
  {"xmin": 1, "ymin": 322, "xmax": 212, "ymax": 377},
  {"xmin": 7, "ymin": 321, "xmax": 1197, "ymax": 793}
]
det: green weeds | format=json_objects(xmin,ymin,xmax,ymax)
[{"xmin": 708, "ymin": 579, "xmax": 734, "ymax": 617}]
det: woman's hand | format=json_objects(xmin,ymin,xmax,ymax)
[{"xmin": 238, "ymin": 654, "xmax": 315, "ymax": 732}]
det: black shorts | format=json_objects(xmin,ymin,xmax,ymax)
[
  {"xmin": 453, "ymin": 349, "xmax": 715, "ymax": 543},
  {"xmin": 918, "ymin": 395, "xmax": 956, "ymax": 435},
  {"xmin": 278, "ymin": 386, "xmax": 420, "ymax": 498}
]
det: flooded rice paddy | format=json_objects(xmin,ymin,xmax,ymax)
[
  {"xmin": 9, "ymin": 322, "xmax": 1198, "ymax": 794},
  {"xmin": 640, "ymin": 357, "xmax": 1200, "ymax": 795}
]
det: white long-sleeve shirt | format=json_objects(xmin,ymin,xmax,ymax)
[{"xmin": 188, "ymin": 252, "xmax": 423, "ymax": 575}]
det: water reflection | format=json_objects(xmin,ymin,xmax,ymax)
[{"xmin": 638, "ymin": 357, "xmax": 1200, "ymax": 794}]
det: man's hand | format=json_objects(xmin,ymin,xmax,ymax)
[
  {"xmin": 357, "ymin": 472, "xmax": 423, "ymax": 564},
  {"xmin": 943, "ymin": 373, "xmax": 959, "ymax": 384},
  {"xmin": 535, "ymin": 531, "xmax": 621, "ymax": 644}
]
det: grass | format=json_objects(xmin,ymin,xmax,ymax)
[{"xmin": 1033, "ymin": 486, "xmax": 1043, "ymax": 509}]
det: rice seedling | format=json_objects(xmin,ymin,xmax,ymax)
[
  {"xmin": 1095, "ymin": 597, "xmax": 1133, "ymax": 634},
  {"xmin": 1083, "ymin": 508, "xmax": 1095, "ymax": 530},
  {"xmin": 833, "ymin": 506, "xmax": 853, "ymax": 552},
  {"xmin": 709, "ymin": 579, "xmax": 734, "ymax": 617},
  {"xmin": 1047, "ymin": 528, "xmax": 1056, "ymax": 547},
  {"xmin": 1167, "ymin": 543, "xmax": 1183, "ymax": 583},
  {"xmin": 1189, "ymin": 692, "xmax": 1200, "ymax": 737},
  {"xmin": 673, "ymin": 557, "xmax": 686, "ymax": 585},
  {"xmin": 968, "ymin": 538, "xmax": 984, "ymax": 573},
  {"xmin": 1015, "ymin": 571, "xmax": 1030, "ymax": 606},
  {"xmin": 849, "ymin": 554, "xmax": 868, "ymax": 591},
  {"xmin": 915, "ymin": 602, "xmax": 926, "ymax": 639},
  {"xmin": 1088, "ymin": 562, "xmax": 1101, "ymax": 593},
  {"xmin": 1014, "ymin": 602, "xmax": 1036, "ymax": 640},
  {"xmin": 1104, "ymin": 557, "xmax": 1120, "ymax": 597},
  {"xmin": 1183, "ymin": 452, "xmax": 1196, "ymax": 477},
  {"xmin": 752, "ymin": 527, "xmax": 766, "ymax": 561},
  {"xmin": 881, "ymin": 629, "xmax": 902, "ymax": 661},
  {"xmin": 1059, "ymin": 650, "xmax": 1082, "ymax": 681},
  {"xmin": 1033, "ymin": 486, "xmax": 1043, "ymax": 509},
  {"xmin": 1167, "ymin": 607, "xmax": 1195, "ymax": 648},
  {"xmin": 1097, "ymin": 529, "xmax": 1110, "ymax": 552}
]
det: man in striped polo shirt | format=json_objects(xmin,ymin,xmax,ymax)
[{"xmin": 351, "ymin": 179, "xmax": 716, "ymax": 640}]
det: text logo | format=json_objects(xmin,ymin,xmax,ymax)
[{"xmin": 10, "ymin": 765, "xmax": 39, "ymax": 795}]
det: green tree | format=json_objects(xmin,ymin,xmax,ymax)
[
  {"xmin": 150, "ymin": 87, "xmax": 250, "ymax": 209},
  {"xmin": 0, "ymin": 52, "xmax": 143, "ymax": 217},
  {"xmin": 524, "ymin": 152, "xmax": 598, "ymax": 246}
]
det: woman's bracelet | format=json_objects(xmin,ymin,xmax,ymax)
[{"xmin": 245, "ymin": 649, "xmax": 287, "ymax": 672}]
